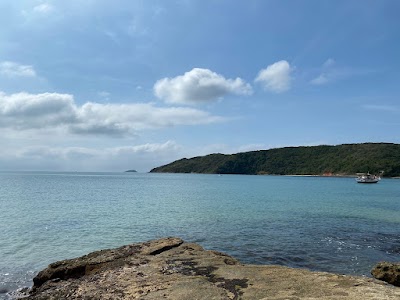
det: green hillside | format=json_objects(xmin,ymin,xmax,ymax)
[{"xmin": 150, "ymin": 143, "xmax": 400, "ymax": 177}]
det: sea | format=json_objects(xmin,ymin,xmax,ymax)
[{"xmin": 0, "ymin": 172, "xmax": 399, "ymax": 298}]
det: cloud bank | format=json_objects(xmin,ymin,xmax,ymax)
[
  {"xmin": 255, "ymin": 60, "xmax": 292, "ymax": 93},
  {"xmin": 0, "ymin": 141, "xmax": 182, "ymax": 172},
  {"xmin": 154, "ymin": 68, "xmax": 252, "ymax": 104},
  {"xmin": 0, "ymin": 91, "xmax": 224, "ymax": 136}
]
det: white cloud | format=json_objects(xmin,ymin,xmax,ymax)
[
  {"xmin": 1, "ymin": 141, "xmax": 182, "ymax": 172},
  {"xmin": 0, "ymin": 61, "xmax": 37, "ymax": 78},
  {"xmin": 19, "ymin": 141, "xmax": 180, "ymax": 160},
  {"xmin": 33, "ymin": 3, "xmax": 54, "ymax": 14},
  {"xmin": 310, "ymin": 58, "xmax": 336, "ymax": 85},
  {"xmin": 21, "ymin": 3, "xmax": 55, "ymax": 22},
  {"xmin": 111, "ymin": 141, "xmax": 180, "ymax": 155},
  {"xmin": 0, "ymin": 92, "xmax": 76, "ymax": 129},
  {"xmin": 255, "ymin": 60, "xmax": 292, "ymax": 93},
  {"xmin": 310, "ymin": 74, "xmax": 329, "ymax": 85},
  {"xmin": 154, "ymin": 68, "xmax": 253, "ymax": 105},
  {"xmin": 0, "ymin": 91, "xmax": 224, "ymax": 136}
]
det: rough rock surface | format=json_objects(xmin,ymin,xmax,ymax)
[
  {"xmin": 18, "ymin": 237, "xmax": 400, "ymax": 299},
  {"xmin": 371, "ymin": 261, "xmax": 400, "ymax": 287}
]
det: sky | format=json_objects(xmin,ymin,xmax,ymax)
[{"xmin": 1, "ymin": 0, "xmax": 399, "ymax": 172}]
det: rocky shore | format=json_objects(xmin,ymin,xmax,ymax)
[{"xmin": 13, "ymin": 237, "xmax": 400, "ymax": 299}]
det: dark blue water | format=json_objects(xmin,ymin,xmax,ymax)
[{"xmin": 0, "ymin": 172, "xmax": 399, "ymax": 298}]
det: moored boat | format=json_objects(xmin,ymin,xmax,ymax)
[{"xmin": 356, "ymin": 172, "xmax": 380, "ymax": 183}]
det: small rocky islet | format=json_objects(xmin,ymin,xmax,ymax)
[{"xmin": 11, "ymin": 237, "xmax": 400, "ymax": 299}]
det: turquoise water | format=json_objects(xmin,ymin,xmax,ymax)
[{"xmin": 1, "ymin": 172, "xmax": 399, "ymax": 298}]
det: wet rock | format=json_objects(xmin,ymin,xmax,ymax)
[
  {"xmin": 21, "ymin": 238, "xmax": 400, "ymax": 299},
  {"xmin": 371, "ymin": 261, "xmax": 400, "ymax": 287}
]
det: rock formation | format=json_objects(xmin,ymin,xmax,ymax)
[
  {"xmin": 15, "ymin": 237, "xmax": 400, "ymax": 299},
  {"xmin": 371, "ymin": 262, "xmax": 400, "ymax": 287}
]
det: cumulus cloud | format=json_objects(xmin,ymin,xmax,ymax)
[
  {"xmin": 0, "ymin": 61, "xmax": 37, "ymax": 78},
  {"xmin": 0, "ymin": 91, "xmax": 225, "ymax": 136},
  {"xmin": 71, "ymin": 102, "xmax": 224, "ymax": 135},
  {"xmin": 0, "ymin": 92, "xmax": 76, "ymax": 129},
  {"xmin": 154, "ymin": 68, "xmax": 253, "ymax": 105},
  {"xmin": 255, "ymin": 60, "xmax": 292, "ymax": 93}
]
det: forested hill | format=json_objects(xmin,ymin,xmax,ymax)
[{"xmin": 150, "ymin": 143, "xmax": 400, "ymax": 177}]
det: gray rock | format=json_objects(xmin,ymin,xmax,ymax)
[{"xmin": 22, "ymin": 237, "xmax": 400, "ymax": 299}]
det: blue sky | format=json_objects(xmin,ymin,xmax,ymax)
[{"xmin": 1, "ymin": 0, "xmax": 399, "ymax": 172}]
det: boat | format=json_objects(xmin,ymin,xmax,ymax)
[{"xmin": 355, "ymin": 172, "xmax": 381, "ymax": 183}]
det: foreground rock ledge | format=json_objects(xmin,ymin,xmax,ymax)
[{"xmin": 19, "ymin": 237, "xmax": 400, "ymax": 299}]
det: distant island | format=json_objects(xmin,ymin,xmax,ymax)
[
  {"xmin": 150, "ymin": 143, "xmax": 400, "ymax": 177},
  {"xmin": 125, "ymin": 169, "xmax": 137, "ymax": 173}
]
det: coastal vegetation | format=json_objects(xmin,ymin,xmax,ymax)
[{"xmin": 150, "ymin": 143, "xmax": 400, "ymax": 177}]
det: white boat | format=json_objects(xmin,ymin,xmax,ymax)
[{"xmin": 355, "ymin": 172, "xmax": 380, "ymax": 183}]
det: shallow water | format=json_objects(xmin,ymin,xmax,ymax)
[{"xmin": 0, "ymin": 172, "xmax": 399, "ymax": 298}]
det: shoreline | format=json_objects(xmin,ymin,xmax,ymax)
[{"xmin": 15, "ymin": 237, "xmax": 400, "ymax": 300}]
